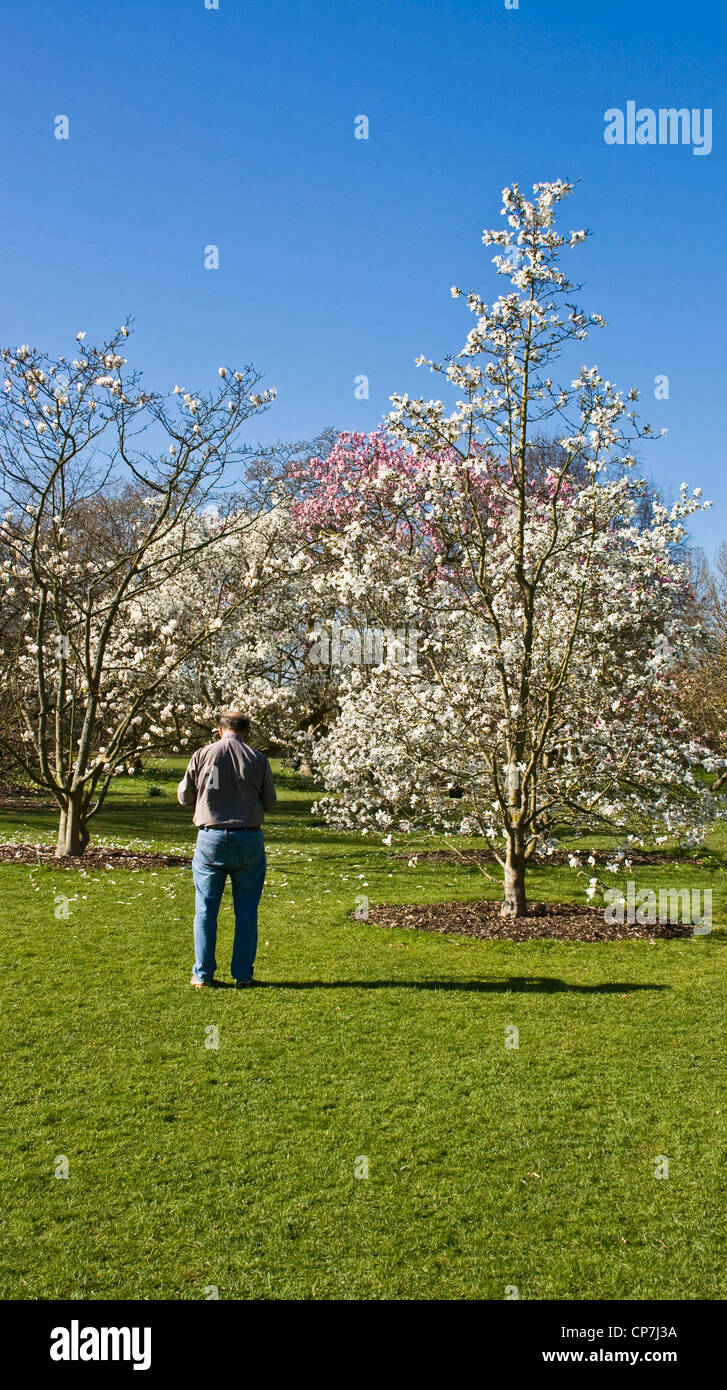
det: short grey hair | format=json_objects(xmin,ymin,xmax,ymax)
[{"xmin": 218, "ymin": 711, "xmax": 250, "ymax": 736}]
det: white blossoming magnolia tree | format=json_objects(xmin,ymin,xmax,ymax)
[
  {"xmin": 158, "ymin": 499, "xmax": 339, "ymax": 761},
  {"xmin": 294, "ymin": 181, "xmax": 718, "ymax": 916},
  {"xmin": 0, "ymin": 325, "xmax": 278, "ymax": 855}
]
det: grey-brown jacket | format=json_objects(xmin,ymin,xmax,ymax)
[{"xmin": 177, "ymin": 734, "xmax": 277, "ymax": 828}]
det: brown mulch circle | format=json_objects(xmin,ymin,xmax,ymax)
[
  {"xmin": 0, "ymin": 790, "xmax": 53, "ymax": 810},
  {"xmin": 0, "ymin": 797, "xmax": 52, "ymax": 811},
  {"xmin": 0, "ymin": 844, "xmax": 191, "ymax": 870},
  {"xmin": 365, "ymin": 899, "xmax": 694, "ymax": 942}
]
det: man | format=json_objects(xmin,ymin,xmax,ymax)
[{"xmin": 177, "ymin": 711, "xmax": 277, "ymax": 988}]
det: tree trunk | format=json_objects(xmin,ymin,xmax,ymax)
[
  {"xmin": 501, "ymin": 837, "xmax": 527, "ymax": 918},
  {"xmin": 55, "ymin": 793, "xmax": 89, "ymax": 857}
]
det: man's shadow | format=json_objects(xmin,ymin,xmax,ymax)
[{"xmin": 212, "ymin": 977, "xmax": 667, "ymax": 994}]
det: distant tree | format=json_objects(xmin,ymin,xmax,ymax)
[
  {"xmin": 0, "ymin": 325, "xmax": 277, "ymax": 854},
  {"xmin": 676, "ymin": 543, "xmax": 727, "ymax": 786},
  {"xmin": 159, "ymin": 497, "xmax": 338, "ymax": 763}
]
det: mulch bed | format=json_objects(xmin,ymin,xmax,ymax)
[
  {"xmin": 0, "ymin": 789, "xmax": 52, "ymax": 810},
  {"xmin": 365, "ymin": 899, "xmax": 693, "ymax": 942},
  {"xmin": 0, "ymin": 844, "xmax": 191, "ymax": 870}
]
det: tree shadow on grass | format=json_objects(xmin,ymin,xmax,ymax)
[{"xmin": 213, "ymin": 977, "xmax": 668, "ymax": 994}]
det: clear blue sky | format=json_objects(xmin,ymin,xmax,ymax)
[{"xmin": 2, "ymin": 0, "xmax": 725, "ymax": 551}]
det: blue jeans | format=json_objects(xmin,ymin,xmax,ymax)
[{"xmin": 191, "ymin": 828, "xmax": 266, "ymax": 982}]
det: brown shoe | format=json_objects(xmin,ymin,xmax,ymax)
[{"xmin": 190, "ymin": 977, "xmax": 213, "ymax": 988}]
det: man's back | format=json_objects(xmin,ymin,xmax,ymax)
[
  {"xmin": 177, "ymin": 734, "xmax": 277, "ymax": 828},
  {"xmin": 180, "ymin": 711, "xmax": 275, "ymax": 988}
]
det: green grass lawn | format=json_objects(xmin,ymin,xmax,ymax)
[{"xmin": 1, "ymin": 762, "xmax": 725, "ymax": 1300}]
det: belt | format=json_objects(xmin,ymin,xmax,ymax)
[{"xmin": 200, "ymin": 825, "xmax": 261, "ymax": 832}]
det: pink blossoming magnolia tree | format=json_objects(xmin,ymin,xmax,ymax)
[{"xmin": 294, "ymin": 181, "xmax": 718, "ymax": 917}]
